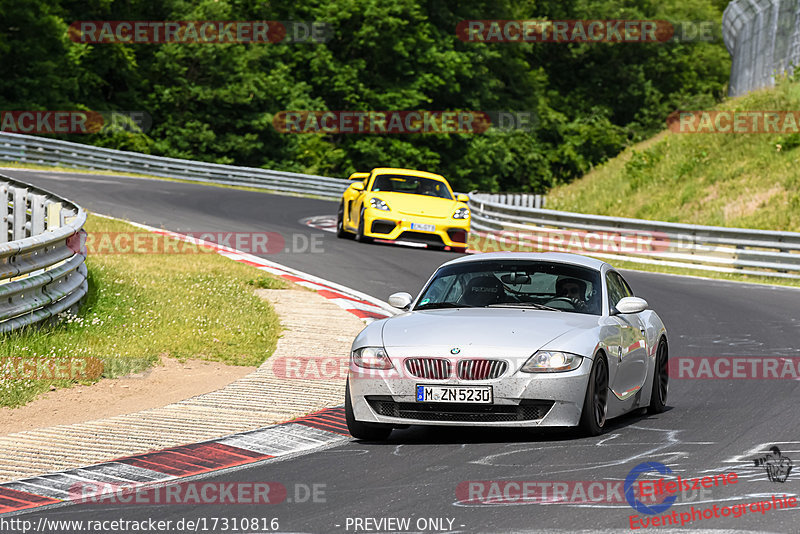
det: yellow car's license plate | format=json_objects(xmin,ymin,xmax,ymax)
[{"xmin": 411, "ymin": 223, "xmax": 435, "ymax": 232}]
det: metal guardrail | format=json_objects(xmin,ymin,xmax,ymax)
[
  {"xmin": 468, "ymin": 192, "xmax": 546, "ymax": 209},
  {"xmin": 0, "ymin": 173, "xmax": 87, "ymax": 332},
  {"xmin": 468, "ymin": 193, "xmax": 800, "ymax": 279},
  {"xmin": 0, "ymin": 132, "xmax": 350, "ymax": 200},
  {"xmin": 2, "ymin": 131, "xmax": 797, "ymax": 280}
]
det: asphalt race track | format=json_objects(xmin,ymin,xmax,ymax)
[{"xmin": 5, "ymin": 168, "xmax": 800, "ymax": 533}]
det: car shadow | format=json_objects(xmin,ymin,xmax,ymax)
[{"xmin": 354, "ymin": 405, "xmax": 675, "ymax": 445}]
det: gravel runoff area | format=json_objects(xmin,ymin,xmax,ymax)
[{"xmin": 0, "ymin": 288, "xmax": 364, "ymax": 482}]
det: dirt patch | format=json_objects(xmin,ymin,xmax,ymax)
[
  {"xmin": 0, "ymin": 357, "xmax": 256, "ymax": 436},
  {"xmin": 723, "ymin": 185, "xmax": 782, "ymax": 221}
]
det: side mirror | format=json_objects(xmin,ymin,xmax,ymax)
[
  {"xmin": 456, "ymin": 193, "xmax": 470, "ymax": 203},
  {"xmin": 388, "ymin": 292, "xmax": 413, "ymax": 310},
  {"xmin": 348, "ymin": 172, "xmax": 370, "ymax": 181},
  {"xmin": 614, "ymin": 296, "xmax": 648, "ymax": 315},
  {"xmin": 350, "ymin": 181, "xmax": 365, "ymax": 191}
]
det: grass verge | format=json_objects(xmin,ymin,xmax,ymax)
[
  {"xmin": 0, "ymin": 214, "xmax": 284, "ymax": 408},
  {"xmin": 546, "ymin": 78, "xmax": 800, "ymax": 232}
]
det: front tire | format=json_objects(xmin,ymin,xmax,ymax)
[
  {"xmin": 578, "ymin": 354, "xmax": 609, "ymax": 437},
  {"xmin": 355, "ymin": 209, "xmax": 372, "ymax": 243},
  {"xmin": 345, "ymin": 379, "xmax": 392, "ymax": 441},
  {"xmin": 336, "ymin": 204, "xmax": 350, "ymax": 239},
  {"xmin": 647, "ymin": 338, "xmax": 669, "ymax": 414}
]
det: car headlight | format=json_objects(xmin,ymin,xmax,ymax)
[
  {"xmin": 520, "ymin": 351, "xmax": 583, "ymax": 373},
  {"xmin": 453, "ymin": 207, "xmax": 470, "ymax": 219},
  {"xmin": 370, "ymin": 198, "xmax": 390, "ymax": 211},
  {"xmin": 352, "ymin": 347, "xmax": 394, "ymax": 369}
]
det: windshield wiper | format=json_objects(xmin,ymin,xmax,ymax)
[
  {"xmin": 414, "ymin": 302, "xmax": 472, "ymax": 310},
  {"xmin": 487, "ymin": 302, "xmax": 562, "ymax": 312}
]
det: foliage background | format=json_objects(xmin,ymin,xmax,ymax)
[{"xmin": 0, "ymin": 0, "xmax": 731, "ymax": 193}]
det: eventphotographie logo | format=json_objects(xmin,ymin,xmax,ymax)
[{"xmin": 753, "ymin": 446, "xmax": 793, "ymax": 483}]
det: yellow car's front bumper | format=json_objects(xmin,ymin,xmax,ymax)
[{"xmin": 361, "ymin": 208, "xmax": 469, "ymax": 248}]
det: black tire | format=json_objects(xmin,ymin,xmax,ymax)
[
  {"xmin": 578, "ymin": 354, "xmax": 609, "ymax": 437},
  {"xmin": 345, "ymin": 379, "xmax": 392, "ymax": 441},
  {"xmin": 647, "ymin": 338, "xmax": 669, "ymax": 414},
  {"xmin": 355, "ymin": 209, "xmax": 372, "ymax": 243},
  {"xmin": 451, "ymin": 247, "xmax": 467, "ymax": 254},
  {"xmin": 336, "ymin": 204, "xmax": 350, "ymax": 239}
]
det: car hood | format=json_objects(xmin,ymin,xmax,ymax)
[
  {"xmin": 373, "ymin": 192, "xmax": 459, "ymax": 218},
  {"xmin": 381, "ymin": 307, "xmax": 601, "ymax": 359}
]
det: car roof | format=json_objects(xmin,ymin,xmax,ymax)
[
  {"xmin": 370, "ymin": 167, "xmax": 448, "ymax": 182},
  {"xmin": 439, "ymin": 252, "xmax": 611, "ymax": 272}
]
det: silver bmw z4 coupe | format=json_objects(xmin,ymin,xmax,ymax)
[{"xmin": 345, "ymin": 252, "xmax": 669, "ymax": 439}]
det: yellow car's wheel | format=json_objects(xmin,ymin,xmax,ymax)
[
  {"xmin": 355, "ymin": 209, "xmax": 373, "ymax": 243},
  {"xmin": 336, "ymin": 204, "xmax": 352, "ymax": 239}
]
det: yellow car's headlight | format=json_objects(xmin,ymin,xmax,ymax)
[
  {"xmin": 453, "ymin": 207, "xmax": 470, "ymax": 219},
  {"xmin": 370, "ymin": 198, "xmax": 390, "ymax": 211}
]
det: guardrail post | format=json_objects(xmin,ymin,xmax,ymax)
[
  {"xmin": 0, "ymin": 183, "xmax": 8, "ymax": 243},
  {"xmin": 30, "ymin": 194, "xmax": 47, "ymax": 235},
  {"xmin": 46, "ymin": 202, "xmax": 62, "ymax": 231},
  {"xmin": 12, "ymin": 186, "xmax": 27, "ymax": 240}
]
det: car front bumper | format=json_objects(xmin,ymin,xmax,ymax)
[
  {"xmin": 361, "ymin": 208, "xmax": 470, "ymax": 248},
  {"xmin": 348, "ymin": 357, "xmax": 593, "ymax": 428}
]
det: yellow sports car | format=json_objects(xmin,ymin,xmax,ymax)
[{"xmin": 336, "ymin": 168, "xmax": 470, "ymax": 252}]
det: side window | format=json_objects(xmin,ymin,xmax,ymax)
[
  {"xmin": 615, "ymin": 273, "xmax": 634, "ymax": 298},
  {"xmin": 606, "ymin": 272, "xmax": 633, "ymax": 311},
  {"xmin": 606, "ymin": 273, "xmax": 624, "ymax": 310}
]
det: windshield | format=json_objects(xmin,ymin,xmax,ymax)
[
  {"xmin": 370, "ymin": 174, "xmax": 452, "ymax": 199},
  {"xmin": 414, "ymin": 260, "xmax": 602, "ymax": 315}
]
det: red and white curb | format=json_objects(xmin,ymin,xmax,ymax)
[
  {"xmin": 99, "ymin": 216, "xmax": 396, "ymax": 322},
  {"xmin": 0, "ymin": 407, "xmax": 349, "ymax": 515}
]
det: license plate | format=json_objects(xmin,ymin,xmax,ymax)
[
  {"xmin": 416, "ymin": 385, "xmax": 492, "ymax": 403},
  {"xmin": 411, "ymin": 223, "xmax": 435, "ymax": 232}
]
